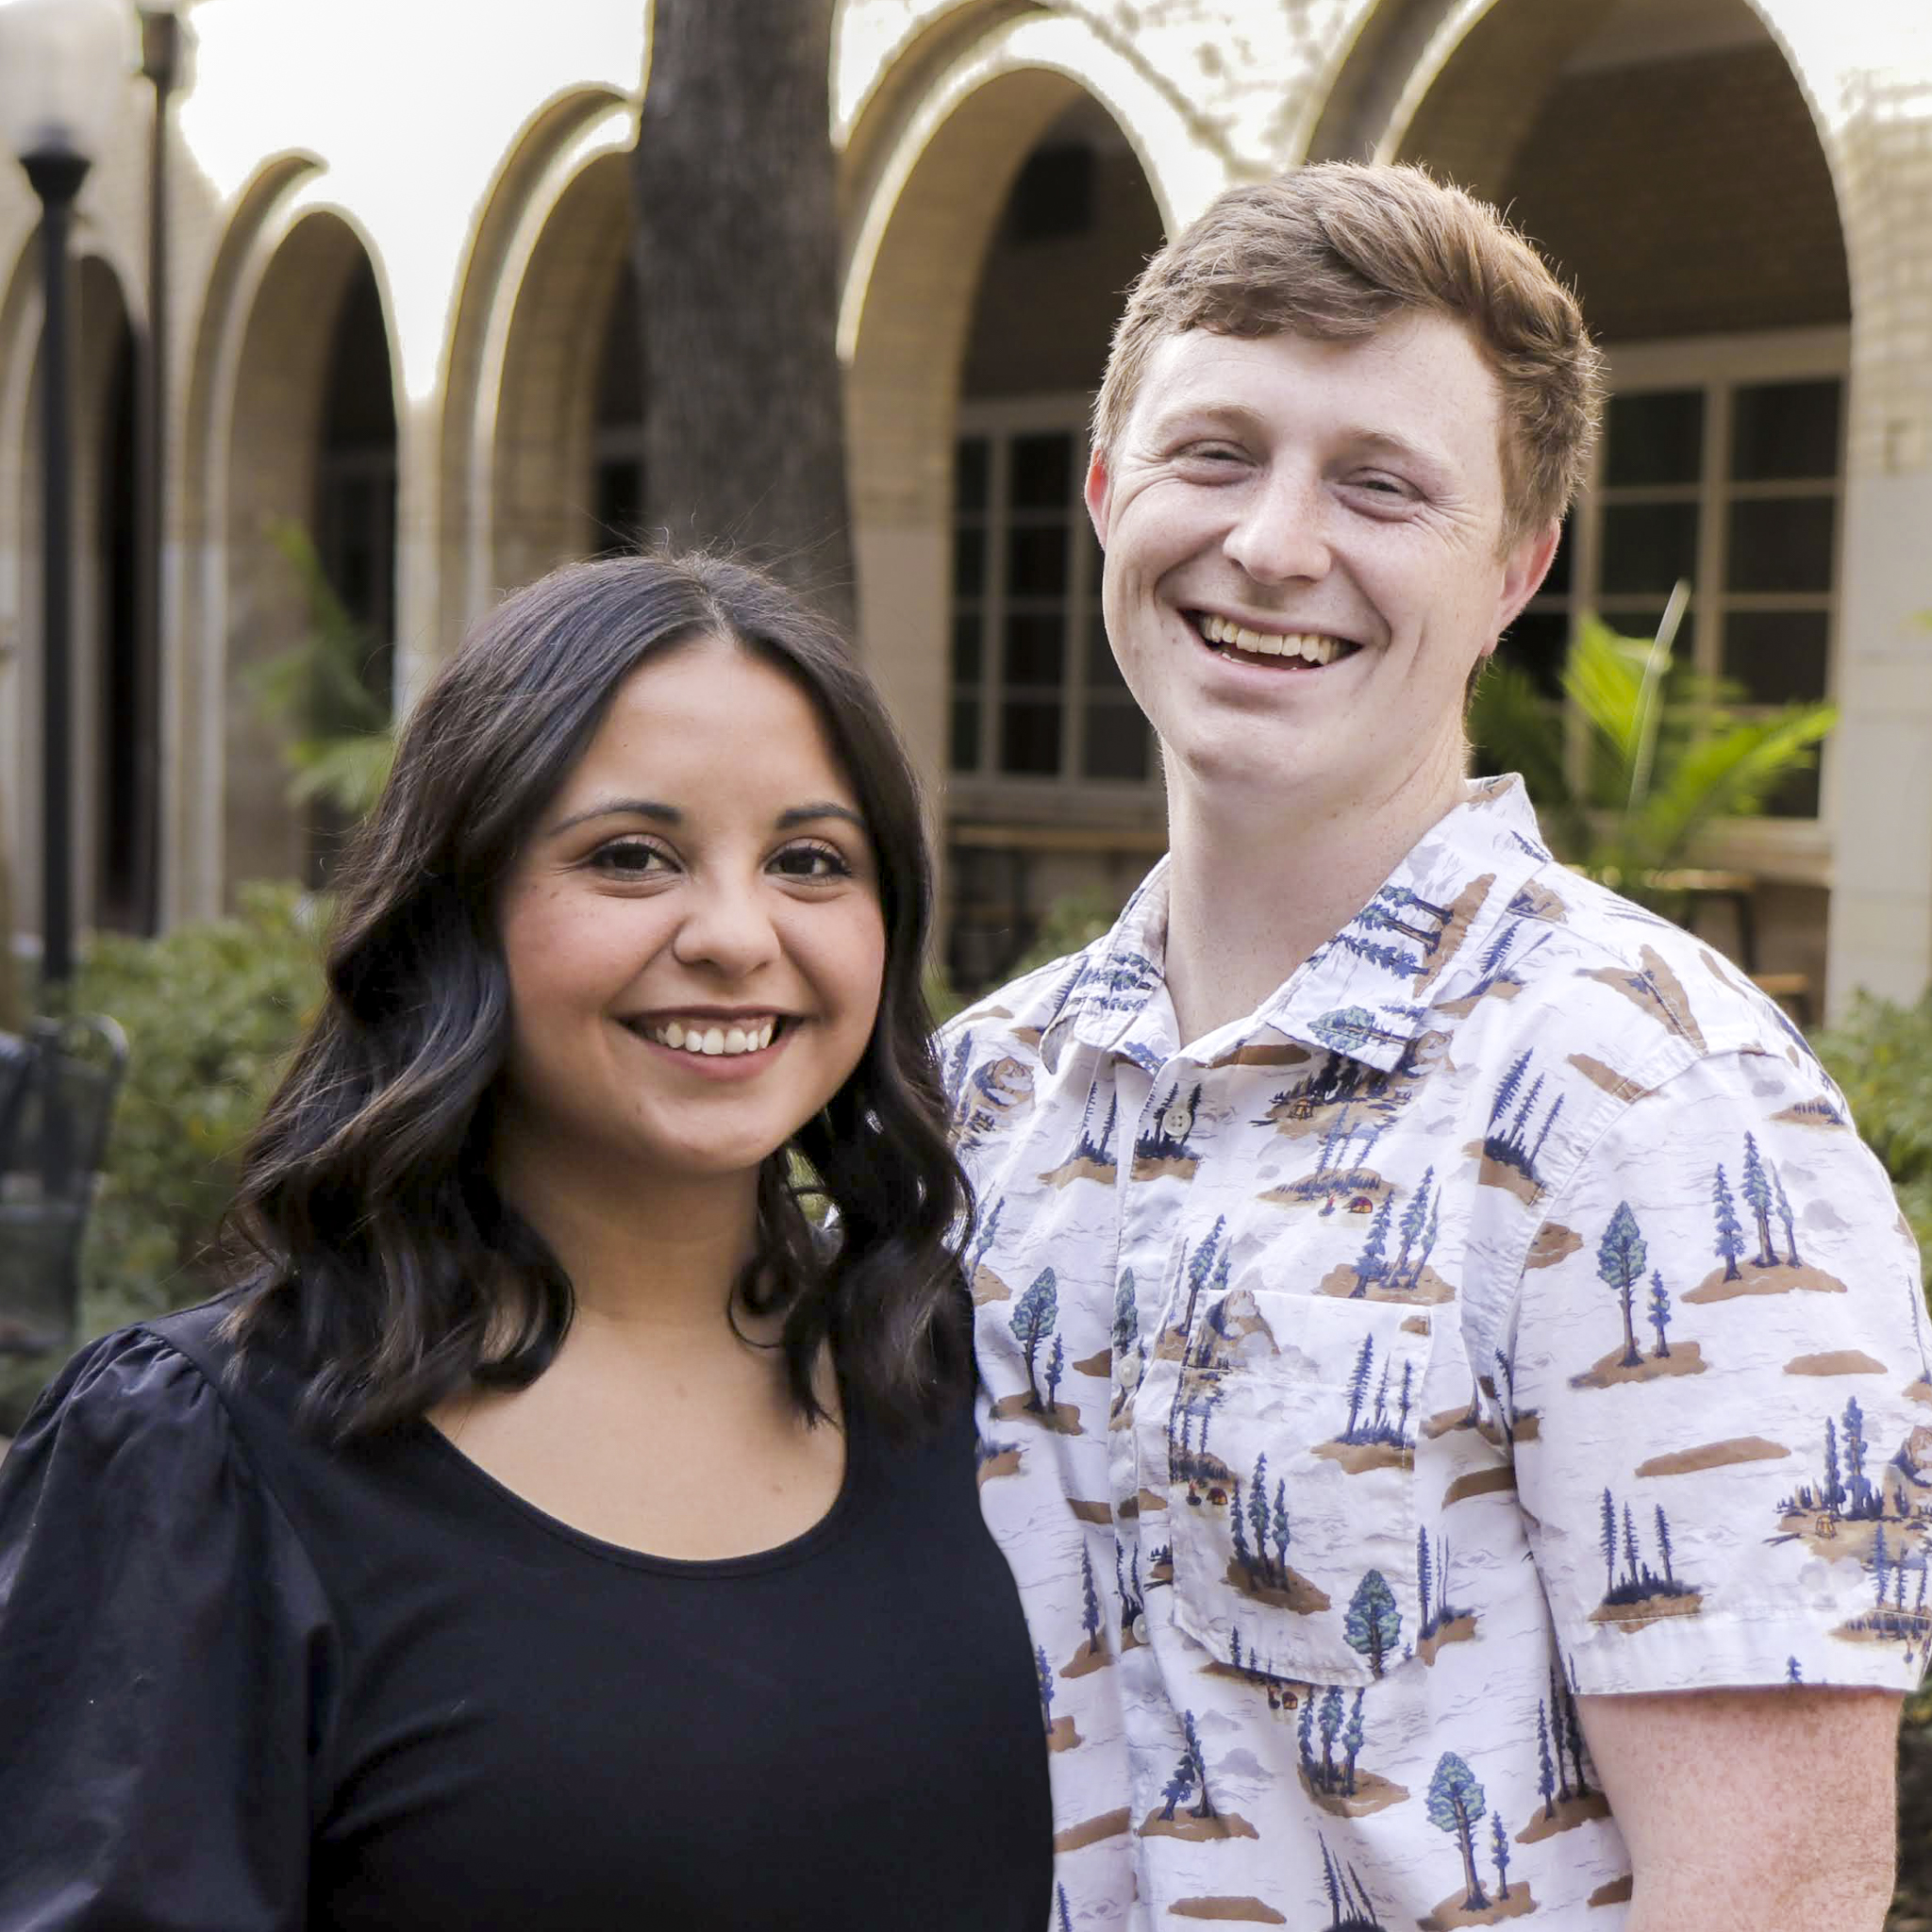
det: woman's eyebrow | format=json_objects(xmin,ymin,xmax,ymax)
[
  {"xmin": 548, "ymin": 798, "xmax": 681, "ymax": 835},
  {"xmin": 775, "ymin": 802, "xmax": 867, "ymax": 833}
]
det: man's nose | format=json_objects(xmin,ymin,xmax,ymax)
[
  {"xmin": 670, "ymin": 875, "xmax": 782, "ymax": 977},
  {"xmin": 1223, "ymin": 465, "xmax": 1332, "ymax": 585}
]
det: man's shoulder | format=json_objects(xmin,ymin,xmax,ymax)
[{"xmin": 1456, "ymin": 860, "xmax": 1814, "ymax": 1085}]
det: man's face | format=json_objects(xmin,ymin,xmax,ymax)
[{"xmin": 1086, "ymin": 313, "xmax": 1557, "ymax": 818}]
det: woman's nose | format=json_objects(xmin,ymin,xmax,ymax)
[{"xmin": 669, "ymin": 875, "xmax": 782, "ymax": 977}]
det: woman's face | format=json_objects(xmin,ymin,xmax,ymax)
[{"xmin": 492, "ymin": 634, "xmax": 887, "ymax": 1200}]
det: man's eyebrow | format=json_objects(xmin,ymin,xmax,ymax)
[{"xmin": 547, "ymin": 798, "xmax": 682, "ymax": 835}]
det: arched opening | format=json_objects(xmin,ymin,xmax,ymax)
[
  {"xmin": 945, "ymin": 95, "xmax": 1166, "ymax": 987},
  {"xmin": 223, "ymin": 213, "xmax": 397, "ymax": 898},
  {"xmin": 1396, "ymin": 0, "xmax": 1849, "ymax": 997},
  {"xmin": 84, "ymin": 277, "xmax": 146, "ymax": 933},
  {"xmin": 843, "ymin": 52, "xmax": 1171, "ymax": 991},
  {"xmin": 490, "ymin": 149, "xmax": 634, "ymax": 591}
]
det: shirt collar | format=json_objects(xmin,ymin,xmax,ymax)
[{"xmin": 1043, "ymin": 776, "xmax": 1555, "ymax": 1074}]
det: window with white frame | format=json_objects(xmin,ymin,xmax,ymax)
[
  {"xmin": 950, "ymin": 401, "xmax": 1156, "ymax": 797},
  {"xmin": 1508, "ymin": 330, "xmax": 1847, "ymax": 821}
]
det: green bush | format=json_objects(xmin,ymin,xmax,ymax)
[
  {"xmin": 71, "ymin": 881, "xmax": 324, "ymax": 1337},
  {"xmin": 1813, "ymin": 989, "xmax": 1932, "ymax": 1291}
]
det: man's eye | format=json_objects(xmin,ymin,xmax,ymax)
[{"xmin": 773, "ymin": 841, "xmax": 853, "ymax": 880}]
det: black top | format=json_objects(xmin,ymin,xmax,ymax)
[{"xmin": 0, "ymin": 1301, "xmax": 1054, "ymax": 1929}]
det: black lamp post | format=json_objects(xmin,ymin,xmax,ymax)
[
  {"xmin": 0, "ymin": 0, "xmax": 133, "ymax": 997},
  {"xmin": 0, "ymin": 0, "xmax": 134, "ymax": 1201}
]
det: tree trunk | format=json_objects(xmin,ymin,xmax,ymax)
[
  {"xmin": 630, "ymin": 0, "xmax": 856, "ymax": 638},
  {"xmin": 0, "ymin": 806, "xmax": 18, "ymax": 1031}
]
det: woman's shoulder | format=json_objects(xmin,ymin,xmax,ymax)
[{"xmin": 3, "ymin": 1295, "xmax": 305, "ymax": 1499}]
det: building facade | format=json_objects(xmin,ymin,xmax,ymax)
[{"xmin": 3, "ymin": 0, "xmax": 1930, "ymax": 1008}]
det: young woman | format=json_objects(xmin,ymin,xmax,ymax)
[{"xmin": 0, "ymin": 555, "xmax": 1054, "ymax": 1929}]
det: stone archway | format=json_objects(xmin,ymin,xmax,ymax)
[
  {"xmin": 484, "ymin": 148, "xmax": 635, "ymax": 595},
  {"xmin": 220, "ymin": 211, "xmax": 397, "ymax": 898},
  {"xmin": 1344, "ymin": 0, "xmax": 1884, "ymax": 1006},
  {"xmin": 841, "ymin": 10, "xmax": 1221, "ymax": 802}
]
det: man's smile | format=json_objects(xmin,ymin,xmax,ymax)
[{"xmin": 1185, "ymin": 608, "xmax": 1366, "ymax": 672}]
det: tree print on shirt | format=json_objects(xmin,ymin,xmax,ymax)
[
  {"xmin": 1141, "ymin": 1707, "xmax": 1258, "ymax": 1841},
  {"xmin": 1062, "ymin": 1542, "xmax": 1114, "ymax": 1678},
  {"xmin": 1297, "ymin": 1681, "xmax": 1410, "ymax": 1819},
  {"xmin": 1418, "ymin": 1752, "xmax": 1538, "ymax": 1927},
  {"xmin": 1589, "ymin": 1484, "xmax": 1702, "ymax": 1629},
  {"xmin": 1516, "ymin": 1676, "xmax": 1609, "ymax": 1842},
  {"xmin": 991, "ymin": 1267, "xmax": 1083, "ymax": 1434},
  {"xmin": 1039, "ymin": 1642, "xmax": 1080, "ymax": 1752},
  {"xmin": 1776, "ymin": 1403, "xmax": 1932, "ymax": 1654},
  {"xmin": 1257, "ymin": 1089, "xmax": 1402, "ymax": 1216},
  {"xmin": 1040, "ymin": 1080, "xmax": 1119, "ymax": 1191},
  {"xmin": 1684, "ymin": 1135, "xmax": 1847, "ymax": 1303},
  {"xmin": 1464, "ymin": 1051, "xmax": 1564, "ymax": 1207},
  {"xmin": 1571, "ymin": 1202, "xmax": 1707, "ymax": 1388},
  {"xmin": 1312, "ymin": 1333, "xmax": 1416, "ymax": 1474},
  {"xmin": 1317, "ymin": 1834, "xmax": 1391, "ymax": 1930},
  {"xmin": 1133, "ymin": 1081, "xmax": 1206, "ymax": 1181},
  {"xmin": 1318, "ymin": 1168, "xmax": 1452, "ymax": 1303},
  {"xmin": 1416, "ymin": 1529, "xmax": 1479, "ymax": 1663},
  {"xmin": 1224, "ymin": 1455, "xmax": 1329, "ymax": 1613},
  {"xmin": 949, "ymin": 1049, "xmax": 1034, "ymax": 1156}
]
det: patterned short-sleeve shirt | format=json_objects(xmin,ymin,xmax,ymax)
[{"xmin": 943, "ymin": 777, "xmax": 1930, "ymax": 1931}]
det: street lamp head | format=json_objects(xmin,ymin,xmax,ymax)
[{"xmin": 0, "ymin": 0, "xmax": 136, "ymax": 166}]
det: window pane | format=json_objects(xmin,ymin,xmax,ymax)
[
  {"xmin": 1726, "ymin": 496, "xmax": 1835, "ymax": 595},
  {"xmin": 953, "ymin": 525, "xmax": 985, "ymax": 597},
  {"xmin": 956, "ymin": 437, "xmax": 990, "ymax": 512},
  {"xmin": 949, "ymin": 696, "xmax": 980, "ymax": 773},
  {"xmin": 1010, "ymin": 432, "xmax": 1074, "ymax": 508},
  {"xmin": 1731, "ymin": 380, "xmax": 1840, "ymax": 482},
  {"xmin": 1605, "ymin": 391, "xmax": 1705, "ymax": 488},
  {"xmin": 951, "ymin": 610, "xmax": 983, "ymax": 684},
  {"xmin": 1598, "ymin": 501, "xmax": 1700, "ymax": 596},
  {"xmin": 1086, "ymin": 611, "xmax": 1125, "ymax": 690},
  {"xmin": 1761, "ymin": 761, "xmax": 1822, "ymax": 820},
  {"xmin": 1003, "ymin": 611, "xmax": 1065, "ymax": 685},
  {"xmin": 1721, "ymin": 608, "xmax": 1830, "ymax": 705},
  {"xmin": 1082, "ymin": 700, "xmax": 1151, "ymax": 781},
  {"xmin": 1502, "ymin": 608, "xmax": 1570, "ymax": 697},
  {"xmin": 999, "ymin": 699, "xmax": 1062, "ymax": 774},
  {"xmin": 1006, "ymin": 523, "xmax": 1068, "ymax": 595}
]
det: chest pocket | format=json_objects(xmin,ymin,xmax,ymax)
[{"xmin": 1153, "ymin": 1289, "xmax": 1429, "ymax": 1686}]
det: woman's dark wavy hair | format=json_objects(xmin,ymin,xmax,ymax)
[{"xmin": 224, "ymin": 551, "xmax": 973, "ymax": 1441}]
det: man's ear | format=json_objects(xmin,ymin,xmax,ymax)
[
  {"xmin": 1085, "ymin": 449, "xmax": 1112, "ymax": 547},
  {"xmin": 1496, "ymin": 518, "xmax": 1561, "ymax": 634}
]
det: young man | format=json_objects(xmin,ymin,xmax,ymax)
[{"xmin": 946, "ymin": 164, "xmax": 1925, "ymax": 1930}]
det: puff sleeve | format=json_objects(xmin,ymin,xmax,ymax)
[{"xmin": 0, "ymin": 1327, "xmax": 337, "ymax": 1928}]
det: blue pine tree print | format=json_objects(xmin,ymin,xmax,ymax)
[
  {"xmin": 1711, "ymin": 1162, "xmax": 1745, "ymax": 1281},
  {"xmin": 1598, "ymin": 1202, "xmax": 1648, "ymax": 1367},
  {"xmin": 1010, "ymin": 1268, "xmax": 1058, "ymax": 1410},
  {"xmin": 1425, "ymin": 1752, "xmax": 1490, "ymax": 1909},
  {"xmin": 1343, "ymin": 1569, "xmax": 1402, "ymax": 1677}
]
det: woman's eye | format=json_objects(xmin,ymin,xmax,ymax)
[
  {"xmin": 772, "ymin": 841, "xmax": 853, "ymax": 881},
  {"xmin": 589, "ymin": 839, "xmax": 671, "ymax": 876}
]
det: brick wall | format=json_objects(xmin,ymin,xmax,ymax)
[{"xmin": 1498, "ymin": 44, "xmax": 1850, "ymax": 341}]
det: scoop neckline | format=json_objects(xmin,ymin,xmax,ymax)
[{"xmin": 412, "ymin": 1393, "xmax": 869, "ymax": 1578}]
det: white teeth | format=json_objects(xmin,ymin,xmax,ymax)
[
  {"xmin": 1200, "ymin": 615, "xmax": 1346, "ymax": 666},
  {"xmin": 641, "ymin": 1017, "xmax": 779, "ymax": 1057}
]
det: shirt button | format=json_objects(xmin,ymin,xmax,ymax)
[
  {"xmin": 1133, "ymin": 1613, "xmax": 1150, "ymax": 1643},
  {"xmin": 1161, "ymin": 1098, "xmax": 1192, "ymax": 1141}
]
